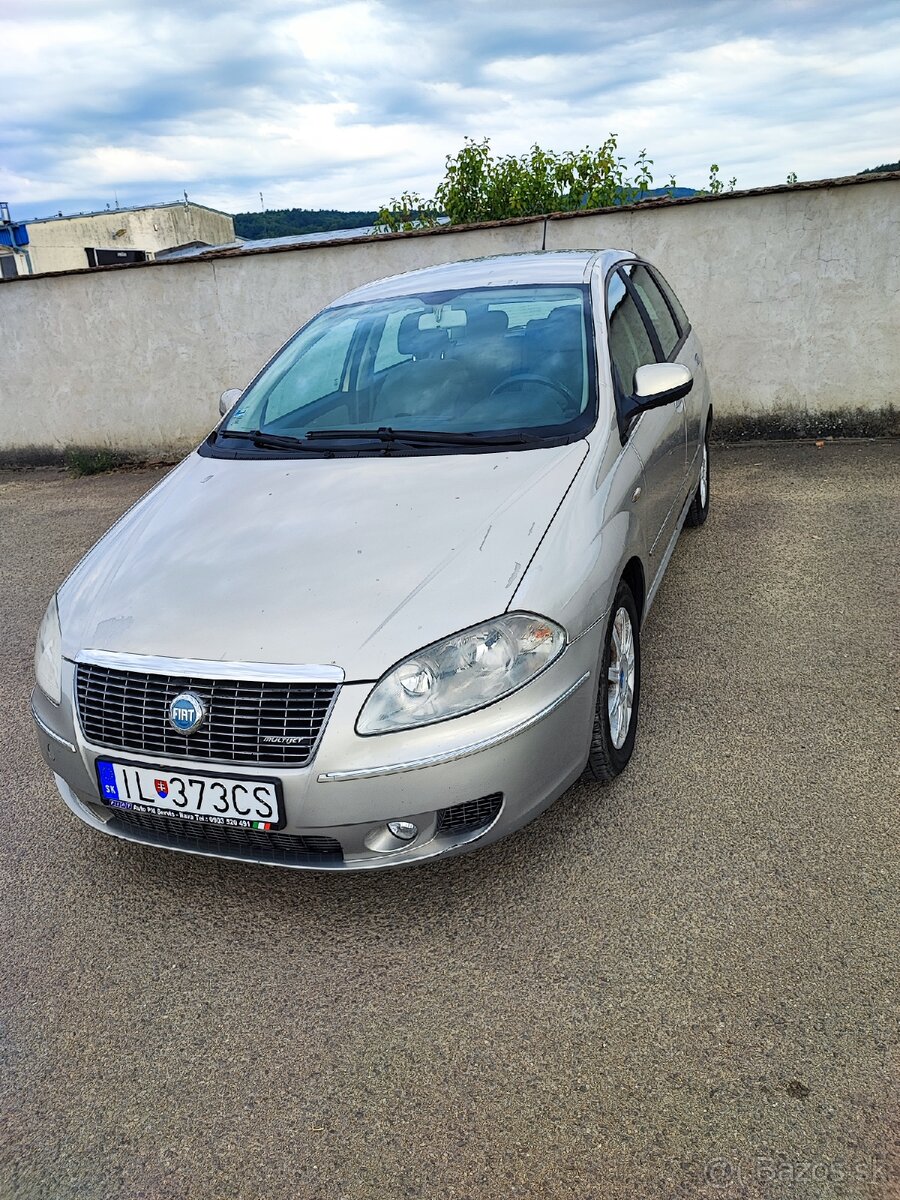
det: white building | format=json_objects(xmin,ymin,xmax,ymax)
[{"xmin": 0, "ymin": 201, "xmax": 235, "ymax": 277}]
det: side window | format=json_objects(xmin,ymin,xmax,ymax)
[
  {"xmin": 622, "ymin": 264, "xmax": 680, "ymax": 358},
  {"xmin": 263, "ymin": 319, "xmax": 355, "ymax": 424},
  {"xmin": 374, "ymin": 309, "xmax": 414, "ymax": 373},
  {"xmin": 607, "ymin": 272, "xmax": 655, "ymax": 395},
  {"xmin": 653, "ymin": 268, "xmax": 690, "ymax": 334}
]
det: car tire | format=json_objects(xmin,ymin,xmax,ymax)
[
  {"xmin": 584, "ymin": 581, "xmax": 641, "ymax": 783},
  {"xmin": 685, "ymin": 426, "xmax": 711, "ymax": 527}
]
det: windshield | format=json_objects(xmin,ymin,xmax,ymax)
[{"xmin": 221, "ymin": 285, "xmax": 594, "ymax": 448}]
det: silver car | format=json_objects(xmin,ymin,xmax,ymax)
[{"xmin": 32, "ymin": 250, "xmax": 712, "ymax": 870}]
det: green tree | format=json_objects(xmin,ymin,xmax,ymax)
[
  {"xmin": 376, "ymin": 136, "xmax": 669, "ymax": 232},
  {"xmin": 695, "ymin": 164, "xmax": 739, "ymax": 197},
  {"xmin": 373, "ymin": 192, "xmax": 440, "ymax": 234}
]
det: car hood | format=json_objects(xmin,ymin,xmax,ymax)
[{"xmin": 59, "ymin": 444, "xmax": 587, "ymax": 680}]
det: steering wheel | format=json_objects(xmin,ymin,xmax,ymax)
[{"xmin": 488, "ymin": 372, "xmax": 576, "ymax": 409}]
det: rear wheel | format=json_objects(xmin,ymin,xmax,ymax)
[
  {"xmin": 685, "ymin": 428, "xmax": 710, "ymax": 527},
  {"xmin": 584, "ymin": 581, "xmax": 641, "ymax": 782}
]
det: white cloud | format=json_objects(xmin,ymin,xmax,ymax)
[{"xmin": 0, "ymin": 0, "xmax": 897, "ymax": 217}]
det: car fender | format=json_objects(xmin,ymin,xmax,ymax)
[{"xmin": 508, "ymin": 424, "xmax": 647, "ymax": 643}]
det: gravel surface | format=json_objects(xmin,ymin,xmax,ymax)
[{"xmin": 1, "ymin": 442, "xmax": 898, "ymax": 1200}]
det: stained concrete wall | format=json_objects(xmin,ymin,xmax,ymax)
[
  {"xmin": 0, "ymin": 176, "xmax": 896, "ymax": 457},
  {"xmin": 12, "ymin": 203, "xmax": 235, "ymax": 276}
]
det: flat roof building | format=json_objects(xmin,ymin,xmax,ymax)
[{"xmin": 0, "ymin": 201, "xmax": 235, "ymax": 278}]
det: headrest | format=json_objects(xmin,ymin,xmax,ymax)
[
  {"xmin": 397, "ymin": 312, "xmax": 448, "ymax": 357},
  {"xmin": 465, "ymin": 309, "xmax": 509, "ymax": 338},
  {"xmin": 544, "ymin": 306, "xmax": 583, "ymax": 349}
]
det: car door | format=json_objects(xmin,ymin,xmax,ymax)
[
  {"xmin": 651, "ymin": 265, "xmax": 709, "ymax": 469},
  {"xmin": 621, "ymin": 263, "xmax": 692, "ymax": 488},
  {"xmin": 605, "ymin": 268, "xmax": 685, "ymax": 571}
]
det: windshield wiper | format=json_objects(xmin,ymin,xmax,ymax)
[
  {"xmin": 305, "ymin": 427, "xmax": 528, "ymax": 446},
  {"xmin": 217, "ymin": 429, "xmax": 321, "ymax": 451},
  {"xmin": 218, "ymin": 426, "xmax": 536, "ymax": 453}
]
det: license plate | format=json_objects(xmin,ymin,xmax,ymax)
[{"xmin": 95, "ymin": 759, "xmax": 284, "ymax": 831}]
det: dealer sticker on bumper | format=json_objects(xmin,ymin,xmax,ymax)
[{"xmin": 96, "ymin": 759, "xmax": 284, "ymax": 830}]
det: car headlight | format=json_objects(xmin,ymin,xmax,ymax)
[
  {"xmin": 357, "ymin": 612, "xmax": 566, "ymax": 735},
  {"xmin": 35, "ymin": 595, "xmax": 63, "ymax": 705}
]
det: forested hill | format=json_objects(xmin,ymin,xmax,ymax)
[
  {"xmin": 859, "ymin": 160, "xmax": 900, "ymax": 174},
  {"xmin": 233, "ymin": 208, "xmax": 378, "ymax": 239}
]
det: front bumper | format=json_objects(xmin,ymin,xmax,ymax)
[{"xmin": 31, "ymin": 635, "xmax": 600, "ymax": 871}]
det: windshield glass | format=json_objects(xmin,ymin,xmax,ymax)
[{"xmin": 222, "ymin": 285, "xmax": 594, "ymax": 442}]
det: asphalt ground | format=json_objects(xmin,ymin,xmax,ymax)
[{"xmin": 1, "ymin": 441, "xmax": 898, "ymax": 1200}]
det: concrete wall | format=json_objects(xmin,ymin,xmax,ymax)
[
  {"xmin": 13, "ymin": 204, "xmax": 235, "ymax": 276},
  {"xmin": 545, "ymin": 179, "xmax": 899, "ymax": 425},
  {"xmin": 0, "ymin": 176, "xmax": 896, "ymax": 457}
]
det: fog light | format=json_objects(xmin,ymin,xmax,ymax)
[{"xmin": 387, "ymin": 820, "xmax": 418, "ymax": 842}]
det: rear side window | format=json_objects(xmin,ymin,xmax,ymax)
[
  {"xmin": 607, "ymin": 272, "xmax": 655, "ymax": 394},
  {"xmin": 374, "ymin": 309, "xmax": 413, "ymax": 373},
  {"xmin": 621, "ymin": 264, "xmax": 680, "ymax": 358},
  {"xmin": 653, "ymin": 268, "xmax": 690, "ymax": 333}
]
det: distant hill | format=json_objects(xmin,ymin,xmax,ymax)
[
  {"xmin": 642, "ymin": 186, "xmax": 697, "ymax": 199},
  {"xmin": 233, "ymin": 208, "xmax": 378, "ymax": 239},
  {"xmin": 859, "ymin": 160, "xmax": 899, "ymax": 174}
]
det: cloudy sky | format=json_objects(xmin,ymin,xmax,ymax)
[{"xmin": 1, "ymin": 0, "xmax": 898, "ymax": 220}]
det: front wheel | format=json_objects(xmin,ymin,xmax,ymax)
[
  {"xmin": 584, "ymin": 581, "xmax": 641, "ymax": 783},
  {"xmin": 685, "ymin": 429, "xmax": 710, "ymax": 527}
]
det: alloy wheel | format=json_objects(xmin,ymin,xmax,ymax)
[
  {"xmin": 607, "ymin": 607, "xmax": 636, "ymax": 750},
  {"xmin": 700, "ymin": 441, "xmax": 709, "ymax": 508}
]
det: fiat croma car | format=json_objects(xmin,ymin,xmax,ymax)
[{"xmin": 32, "ymin": 250, "xmax": 712, "ymax": 870}]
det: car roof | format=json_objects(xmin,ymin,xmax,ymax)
[{"xmin": 330, "ymin": 249, "xmax": 634, "ymax": 306}]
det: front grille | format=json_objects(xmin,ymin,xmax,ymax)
[
  {"xmin": 76, "ymin": 663, "xmax": 338, "ymax": 766},
  {"xmin": 109, "ymin": 809, "xmax": 344, "ymax": 865},
  {"xmin": 436, "ymin": 793, "xmax": 503, "ymax": 836}
]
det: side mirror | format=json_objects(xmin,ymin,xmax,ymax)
[
  {"xmin": 219, "ymin": 388, "xmax": 242, "ymax": 417},
  {"xmin": 632, "ymin": 362, "xmax": 693, "ymax": 412}
]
